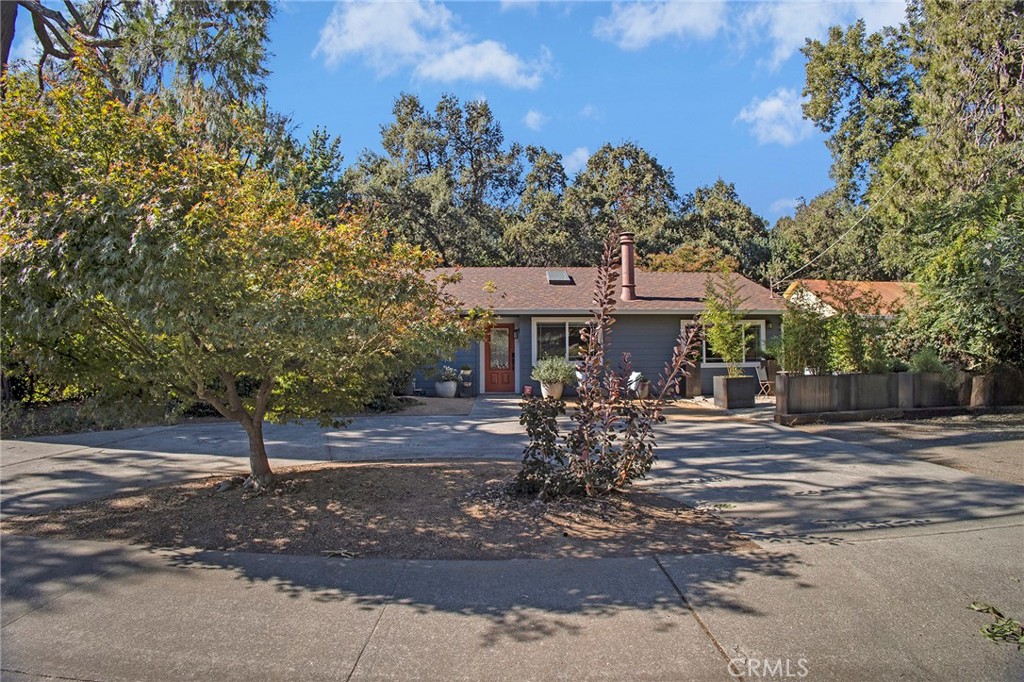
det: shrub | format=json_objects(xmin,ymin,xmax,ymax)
[
  {"xmin": 531, "ymin": 357, "xmax": 578, "ymax": 386},
  {"xmin": 909, "ymin": 348, "xmax": 945, "ymax": 374},
  {"xmin": 700, "ymin": 264, "xmax": 748, "ymax": 378},
  {"xmin": 516, "ymin": 232, "xmax": 698, "ymax": 498},
  {"xmin": 779, "ymin": 299, "xmax": 830, "ymax": 374},
  {"xmin": 438, "ymin": 366, "xmax": 460, "ymax": 382}
]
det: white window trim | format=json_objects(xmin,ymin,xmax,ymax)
[
  {"xmin": 532, "ymin": 317, "xmax": 591, "ymax": 366},
  {"xmin": 682, "ymin": 319, "xmax": 767, "ymax": 368}
]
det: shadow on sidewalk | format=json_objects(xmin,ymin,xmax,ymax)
[{"xmin": 1, "ymin": 534, "xmax": 803, "ymax": 647}]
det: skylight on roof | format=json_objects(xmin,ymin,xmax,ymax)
[{"xmin": 545, "ymin": 270, "xmax": 573, "ymax": 285}]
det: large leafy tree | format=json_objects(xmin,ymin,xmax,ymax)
[
  {"xmin": 501, "ymin": 146, "xmax": 594, "ymax": 265},
  {"xmin": 349, "ymin": 93, "xmax": 523, "ymax": 266},
  {"xmin": 769, "ymin": 189, "xmax": 894, "ymax": 283},
  {"xmin": 681, "ymin": 179, "xmax": 770, "ymax": 281},
  {"xmin": 1, "ymin": 64, "xmax": 480, "ymax": 487},
  {"xmin": 1, "ymin": 0, "xmax": 272, "ymax": 104},
  {"xmin": 563, "ymin": 142, "xmax": 687, "ymax": 259},
  {"xmin": 802, "ymin": 16, "xmax": 918, "ymax": 201},
  {"xmin": 798, "ymin": 0, "xmax": 1024, "ymax": 369},
  {"xmin": 895, "ymin": 176, "xmax": 1024, "ymax": 370},
  {"xmin": 873, "ymin": 0, "xmax": 1024, "ymax": 255}
]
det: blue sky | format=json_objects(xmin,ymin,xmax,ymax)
[{"xmin": 14, "ymin": 1, "xmax": 909, "ymax": 221}]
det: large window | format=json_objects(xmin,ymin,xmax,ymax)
[
  {"xmin": 534, "ymin": 319, "xmax": 589, "ymax": 362},
  {"xmin": 683, "ymin": 320, "xmax": 765, "ymax": 364}
]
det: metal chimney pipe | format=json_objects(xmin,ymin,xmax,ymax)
[{"xmin": 620, "ymin": 232, "xmax": 636, "ymax": 301}]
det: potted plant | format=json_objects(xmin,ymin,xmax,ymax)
[
  {"xmin": 434, "ymin": 365, "xmax": 459, "ymax": 398},
  {"xmin": 701, "ymin": 265, "xmax": 757, "ymax": 409},
  {"xmin": 531, "ymin": 357, "xmax": 577, "ymax": 400},
  {"xmin": 458, "ymin": 364, "xmax": 474, "ymax": 397}
]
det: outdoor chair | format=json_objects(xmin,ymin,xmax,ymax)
[
  {"xmin": 756, "ymin": 367, "xmax": 774, "ymax": 397},
  {"xmin": 627, "ymin": 371, "xmax": 643, "ymax": 396}
]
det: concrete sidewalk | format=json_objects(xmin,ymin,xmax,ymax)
[
  {"xmin": 645, "ymin": 415, "xmax": 1024, "ymax": 680},
  {"xmin": 3, "ymin": 397, "xmax": 1024, "ymax": 680}
]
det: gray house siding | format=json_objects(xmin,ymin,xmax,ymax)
[
  {"xmin": 421, "ymin": 312, "xmax": 782, "ymax": 397},
  {"xmin": 605, "ymin": 315, "xmax": 689, "ymax": 388}
]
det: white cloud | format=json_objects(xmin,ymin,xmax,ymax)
[
  {"xmin": 741, "ymin": 2, "xmax": 844, "ymax": 70},
  {"xmin": 314, "ymin": 1, "xmax": 458, "ymax": 73},
  {"xmin": 770, "ymin": 197, "xmax": 800, "ymax": 216},
  {"xmin": 594, "ymin": 1, "xmax": 727, "ymax": 50},
  {"xmin": 416, "ymin": 42, "xmax": 548, "ymax": 90},
  {"xmin": 578, "ymin": 104, "xmax": 602, "ymax": 120},
  {"xmin": 736, "ymin": 88, "xmax": 815, "ymax": 146},
  {"xmin": 500, "ymin": 0, "xmax": 539, "ymax": 12},
  {"xmin": 739, "ymin": 1, "xmax": 907, "ymax": 71},
  {"xmin": 523, "ymin": 109, "xmax": 549, "ymax": 131},
  {"xmin": 314, "ymin": 0, "xmax": 547, "ymax": 89},
  {"xmin": 564, "ymin": 146, "xmax": 590, "ymax": 175}
]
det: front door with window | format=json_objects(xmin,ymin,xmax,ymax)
[{"xmin": 484, "ymin": 324, "xmax": 515, "ymax": 392}]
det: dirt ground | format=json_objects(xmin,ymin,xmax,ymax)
[
  {"xmin": 1, "ymin": 461, "xmax": 756, "ymax": 559},
  {"xmin": 797, "ymin": 410, "xmax": 1024, "ymax": 486}
]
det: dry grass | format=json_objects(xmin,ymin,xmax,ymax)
[{"xmin": 2, "ymin": 461, "xmax": 756, "ymax": 559}]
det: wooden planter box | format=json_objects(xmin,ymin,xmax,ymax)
[{"xmin": 713, "ymin": 375, "xmax": 757, "ymax": 409}]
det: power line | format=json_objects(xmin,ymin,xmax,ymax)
[{"xmin": 772, "ymin": 117, "xmax": 951, "ymax": 295}]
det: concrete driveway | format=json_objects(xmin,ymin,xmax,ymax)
[
  {"xmin": 0, "ymin": 397, "xmax": 525, "ymax": 517},
  {"xmin": 2, "ymin": 397, "xmax": 1023, "ymax": 681}
]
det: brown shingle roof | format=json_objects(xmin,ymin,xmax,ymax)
[
  {"xmin": 434, "ymin": 267, "xmax": 784, "ymax": 314},
  {"xmin": 783, "ymin": 279, "xmax": 916, "ymax": 314}
]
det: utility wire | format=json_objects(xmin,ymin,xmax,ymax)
[{"xmin": 772, "ymin": 116, "xmax": 952, "ymax": 295}]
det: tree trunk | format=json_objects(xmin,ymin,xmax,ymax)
[
  {"xmin": 242, "ymin": 418, "xmax": 274, "ymax": 489},
  {"xmin": 194, "ymin": 371, "xmax": 276, "ymax": 490},
  {"xmin": 0, "ymin": 1, "xmax": 14, "ymax": 100}
]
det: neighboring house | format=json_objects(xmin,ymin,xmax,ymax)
[
  {"xmin": 783, "ymin": 279, "xmax": 916, "ymax": 318},
  {"xmin": 424, "ymin": 234, "xmax": 785, "ymax": 396}
]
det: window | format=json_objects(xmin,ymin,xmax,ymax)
[
  {"xmin": 683, "ymin": 320, "xmax": 765, "ymax": 364},
  {"xmin": 534, "ymin": 319, "xmax": 590, "ymax": 362}
]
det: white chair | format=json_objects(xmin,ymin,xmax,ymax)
[{"xmin": 756, "ymin": 367, "xmax": 774, "ymax": 397}]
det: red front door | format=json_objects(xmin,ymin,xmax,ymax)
[{"xmin": 484, "ymin": 324, "xmax": 515, "ymax": 392}]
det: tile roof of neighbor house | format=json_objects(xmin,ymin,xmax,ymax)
[
  {"xmin": 783, "ymin": 279, "xmax": 917, "ymax": 314},
  {"xmin": 433, "ymin": 268, "xmax": 785, "ymax": 315}
]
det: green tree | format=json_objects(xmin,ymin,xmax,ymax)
[
  {"xmin": 770, "ymin": 189, "xmax": 895, "ymax": 282},
  {"xmin": 778, "ymin": 293, "xmax": 831, "ymax": 375},
  {"xmin": 896, "ymin": 176, "xmax": 1024, "ymax": 370},
  {"xmin": 699, "ymin": 265, "xmax": 749, "ymax": 377},
  {"xmin": 873, "ymin": 0, "xmax": 1024, "ymax": 260},
  {"xmin": 645, "ymin": 244, "xmax": 738, "ymax": 273},
  {"xmin": 2, "ymin": 0, "xmax": 273, "ymax": 104},
  {"xmin": 682, "ymin": 179, "xmax": 770, "ymax": 280},
  {"xmin": 349, "ymin": 93, "xmax": 523, "ymax": 266},
  {"xmin": 802, "ymin": 16, "xmax": 918, "ymax": 201},
  {"xmin": 0, "ymin": 64, "xmax": 481, "ymax": 488},
  {"xmin": 501, "ymin": 146, "xmax": 593, "ymax": 265},
  {"xmin": 563, "ymin": 142, "xmax": 687, "ymax": 258},
  {"xmin": 821, "ymin": 282, "xmax": 891, "ymax": 373},
  {"xmin": 287, "ymin": 126, "xmax": 349, "ymax": 222}
]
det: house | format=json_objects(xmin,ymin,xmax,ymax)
[
  {"xmin": 424, "ymin": 234, "xmax": 784, "ymax": 396},
  {"xmin": 783, "ymin": 279, "xmax": 916, "ymax": 317}
]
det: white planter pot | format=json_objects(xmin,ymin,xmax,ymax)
[
  {"xmin": 540, "ymin": 382, "xmax": 564, "ymax": 399},
  {"xmin": 434, "ymin": 381, "xmax": 457, "ymax": 398}
]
